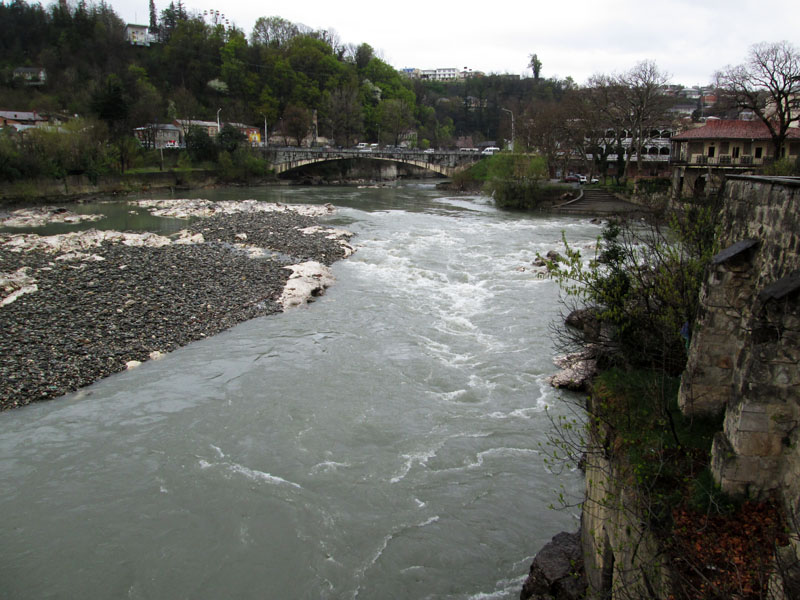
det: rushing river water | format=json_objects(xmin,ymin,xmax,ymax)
[{"xmin": 0, "ymin": 183, "xmax": 599, "ymax": 599}]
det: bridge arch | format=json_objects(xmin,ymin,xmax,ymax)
[{"xmin": 266, "ymin": 148, "xmax": 480, "ymax": 178}]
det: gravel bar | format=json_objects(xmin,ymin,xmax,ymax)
[{"xmin": 0, "ymin": 209, "xmax": 353, "ymax": 410}]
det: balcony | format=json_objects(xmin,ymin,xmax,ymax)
[{"xmin": 686, "ymin": 154, "xmax": 765, "ymax": 167}]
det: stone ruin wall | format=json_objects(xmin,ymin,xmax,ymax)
[{"xmin": 678, "ymin": 175, "xmax": 800, "ymax": 510}]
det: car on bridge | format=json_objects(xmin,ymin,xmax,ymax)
[{"xmin": 481, "ymin": 147, "xmax": 500, "ymax": 155}]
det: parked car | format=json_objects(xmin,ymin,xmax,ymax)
[
  {"xmin": 481, "ymin": 146, "xmax": 500, "ymax": 155},
  {"xmin": 590, "ymin": 177, "xmax": 600, "ymax": 184},
  {"xmin": 564, "ymin": 174, "xmax": 580, "ymax": 183},
  {"xmin": 577, "ymin": 175, "xmax": 587, "ymax": 184}
]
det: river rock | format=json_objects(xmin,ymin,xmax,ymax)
[
  {"xmin": 520, "ymin": 531, "xmax": 586, "ymax": 600},
  {"xmin": 279, "ymin": 261, "xmax": 335, "ymax": 309},
  {"xmin": 0, "ymin": 206, "xmax": 103, "ymax": 228},
  {"xmin": 564, "ymin": 307, "xmax": 602, "ymax": 342},
  {"xmin": 549, "ymin": 349, "xmax": 598, "ymax": 392}
]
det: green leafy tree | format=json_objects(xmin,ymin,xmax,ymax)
[
  {"xmin": 220, "ymin": 33, "xmax": 258, "ymax": 99},
  {"xmin": 283, "ymin": 104, "xmax": 312, "ymax": 146},
  {"xmin": 377, "ymin": 98, "xmax": 414, "ymax": 146},
  {"xmin": 216, "ymin": 123, "xmax": 246, "ymax": 153},
  {"xmin": 250, "ymin": 16, "xmax": 300, "ymax": 48},
  {"xmin": 185, "ymin": 125, "xmax": 217, "ymax": 162},
  {"xmin": 528, "ymin": 53, "xmax": 542, "ymax": 81}
]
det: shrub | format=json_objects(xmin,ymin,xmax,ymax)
[{"xmin": 545, "ymin": 201, "xmax": 720, "ymax": 374}]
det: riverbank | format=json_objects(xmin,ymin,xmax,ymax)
[{"xmin": 0, "ymin": 200, "xmax": 354, "ymax": 410}]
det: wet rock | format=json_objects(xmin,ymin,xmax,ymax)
[
  {"xmin": 520, "ymin": 531, "xmax": 586, "ymax": 600},
  {"xmin": 549, "ymin": 348, "xmax": 598, "ymax": 392},
  {"xmin": 0, "ymin": 206, "xmax": 103, "ymax": 228},
  {"xmin": 279, "ymin": 261, "xmax": 335, "ymax": 309}
]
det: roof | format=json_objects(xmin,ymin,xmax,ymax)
[
  {"xmin": 0, "ymin": 110, "xmax": 46, "ymax": 122},
  {"xmin": 176, "ymin": 119, "xmax": 218, "ymax": 128},
  {"xmin": 134, "ymin": 123, "xmax": 181, "ymax": 131},
  {"xmin": 672, "ymin": 119, "xmax": 800, "ymax": 141}
]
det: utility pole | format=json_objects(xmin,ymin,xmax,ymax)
[
  {"xmin": 501, "ymin": 108, "xmax": 515, "ymax": 152},
  {"xmin": 261, "ymin": 114, "xmax": 268, "ymax": 159}
]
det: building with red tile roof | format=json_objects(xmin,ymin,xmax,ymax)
[{"xmin": 671, "ymin": 119, "xmax": 800, "ymax": 197}]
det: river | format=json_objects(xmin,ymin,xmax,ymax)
[{"xmin": 0, "ymin": 182, "xmax": 598, "ymax": 599}]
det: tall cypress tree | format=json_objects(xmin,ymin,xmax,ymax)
[{"xmin": 149, "ymin": 0, "xmax": 157, "ymax": 30}]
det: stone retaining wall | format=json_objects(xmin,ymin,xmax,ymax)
[
  {"xmin": 0, "ymin": 170, "xmax": 218, "ymax": 205},
  {"xmin": 677, "ymin": 176, "xmax": 800, "ymax": 502}
]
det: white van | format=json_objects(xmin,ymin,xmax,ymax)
[{"xmin": 481, "ymin": 146, "xmax": 500, "ymax": 155}]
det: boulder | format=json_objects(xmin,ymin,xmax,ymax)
[{"xmin": 521, "ymin": 531, "xmax": 586, "ymax": 600}]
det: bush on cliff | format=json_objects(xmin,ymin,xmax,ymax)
[{"xmin": 544, "ymin": 201, "xmax": 719, "ymax": 375}]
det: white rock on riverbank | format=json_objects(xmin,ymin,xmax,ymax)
[
  {"xmin": 548, "ymin": 349, "xmax": 598, "ymax": 392},
  {"xmin": 134, "ymin": 198, "xmax": 335, "ymax": 219},
  {"xmin": 279, "ymin": 261, "xmax": 335, "ymax": 309},
  {"xmin": 0, "ymin": 267, "xmax": 38, "ymax": 306},
  {"xmin": 0, "ymin": 207, "xmax": 103, "ymax": 228}
]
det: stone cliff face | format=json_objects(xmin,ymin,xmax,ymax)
[
  {"xmin": 678, "ymin": 176, "xmax": 800, "ymax": 503},
  {"xmin": 576, "ymin": 175, "xmax": 800, "ymax": 600}
]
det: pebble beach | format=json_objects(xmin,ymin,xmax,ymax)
[{"xmin": 0, "ymin": 201, "xmax": 354, "ymax": 410}]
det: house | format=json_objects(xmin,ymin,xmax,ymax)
[
  {"xmin": 175, "ymin": 119, "xmax": 220, "ymax": 138},
  {"xmin": 124, "ymin": 24, "xmax": 155, "ymax": 46},
  {"xmin": 12, "ymin": 67, "xmax": 47, "ymax": 86},
  {"xmin": 670, "ymin": 118, "xmax": 800, "ymax": 196},
  {"xmin": 0, "ymin": 110, "xmax": 48, "ymax": 131},
  {"xmin": 228, "ymin": 122, "xmax": 261, "ymax": 145},
  {"xmin": 133, "ymin": 123, "xmax": 182, "ymax": 148}
]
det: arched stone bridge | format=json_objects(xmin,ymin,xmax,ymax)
[{"xmin": 265, "ymin": 147, "xmax": 482, "ymax": 177}]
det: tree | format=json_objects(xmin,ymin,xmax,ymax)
[
  {"xmin": 377, "ymin": 99, "xmax": 414, "ymax": 146},
  {"xmin": 528, "ymin": 53, "xmax": 542, "ymax": 82},
  {"xmin": 716, "ymin": 41, "xmax": 800, "ymax": 160},
  {"xmin": 283, "ymin": 104, "xmax": 312, "ymax": 146},
  {"xmin": 354, "ymin": 43, "xmax": 374, "ymax": 72},
  {"xmin": 216, "ymin": 123, "xmax": 246, "ymax": 153},
  {"xmin": 324, "ymin": 84, "xmax": 363, "ymax": 147},
  {"xmin": 185, "ymin": 125, "xmax": 217, "ymax": 162},
  {"xmin": 586, "ymin": 62, "xmax": 672, "ymax": 182},
  {"xmin": 617, "ymin": 61, "xmax": 672, "ymax": 179},
  {"xmin": 250, "ymin": 16, "xmax": 299, "ymax": 47},
  {"xmin": 148, "ymin": 0, "xmax": 157, "ymax": 31}
]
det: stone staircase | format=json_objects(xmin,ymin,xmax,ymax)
[{"xmin": 553, "ymin": 188, "xmax": 649, "ymax": 216}]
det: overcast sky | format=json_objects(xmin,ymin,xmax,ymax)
[{"xmin": 112, "ymin": 0, "xmax": 800, "ymax": 86}]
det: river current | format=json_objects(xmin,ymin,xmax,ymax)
[{"xmin": 0, "ymin": 183, "xmax": 598, "ymax": 599}]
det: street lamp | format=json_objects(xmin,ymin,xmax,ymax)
[
  {"xmin": 501, "ymin": 108, "xmax": 515, "ymax": 152},
  {"xmin": 261, "ymin": 114, "xmax": 268, "ymax": 148},
  {"xmin": 216, "ymin": 107, "xmax": 222, "ymax": 133}
]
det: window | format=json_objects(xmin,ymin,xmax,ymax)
[
  {"xmin": 732, "ymin": 146, "xmax": 740, "ymax": 158},
  {"xmin": 755, "ymin": 147, "xmax": 763, "ymax": 159},
  {"xmin": 708, "ymin": 146, "xmax": 716, "ymax": 158}
]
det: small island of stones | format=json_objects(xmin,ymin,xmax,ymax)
[{"xmin": 0, "ymin": 199, "xmax": 354, "ymax": 410}]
